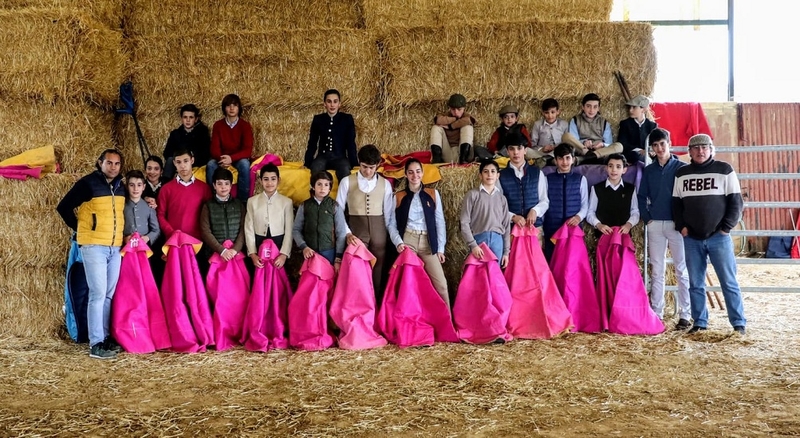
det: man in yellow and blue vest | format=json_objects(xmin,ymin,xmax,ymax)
[{"xmin": 57, "ymin": 149, "xmax": 125, "ymax": 359}]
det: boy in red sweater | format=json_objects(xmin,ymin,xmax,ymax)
[
  {"xmin": 208, "ymin": 94, "xmax": 253, "ymax": 202},
  {"xmin": 158, "ymin": 149, "xmax": 213, "ymax": 240}
]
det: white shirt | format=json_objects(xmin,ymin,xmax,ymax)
[
  {"xmin": 587, "ymin": 179, "xmax": 640, "ymax": 227},
  {"xmin": 336, "ymin": 171, "xmax": 396, "ymax": 235},
  {"xmin": 176, "ymin": 175, "xmax": 196, "ymax": 187},
  {"xmin": 506, "ymin": 162, "xmax": 550, "ymax": 220}
]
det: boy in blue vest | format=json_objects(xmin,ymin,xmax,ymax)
[
  {"xmin": 498, "ymin": 133, "xmax": 549, "ymax": 246},
  {"xmin": 542, "ymin": 143, "xmax": 588, "ymax": 260},
  {"xmin": 586, "ymin": 153, "xmax": 640, "ymax": 236},
  {"xmin": 293, "ymin": 171, "xmax": 348, "ymax": 269}
]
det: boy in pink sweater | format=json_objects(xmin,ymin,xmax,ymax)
[{"xmin": 208, "ymin": 94, "xmax": 254, "ymax": 202}]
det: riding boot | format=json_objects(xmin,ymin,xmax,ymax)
[
  {"xmin": 431, "ymin": 145, "xmax": 444, "ymax": 163},
  {"xmin": 459, "ymin": 143, "xmax": 472, "ymax": 164}
]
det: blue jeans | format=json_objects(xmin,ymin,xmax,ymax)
[
  {"xmin": 207, "ymin": 158, "xmax": 251, "ymax": 202},
  {"xmin": 474, "ymin": 231, "xmax": 503, "ymax": 265},
  {"xmin": 79, "ymin": 245, "xmax": 121, "ymax": 346},
  {"xmin": 683, "ymin": 232, "xmax": 746, "ymax": 328}
]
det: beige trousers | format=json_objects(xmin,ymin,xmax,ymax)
[
  {"xmin": 403, "ymin": 230, "xmax": 450, "ymax": 309},
  {"xmin": 429, "ymin": 125, "xmax": 474, "ymax": 163},
  {"xmin": 561, "ymin": 132, "xmax": 623, "ymax": 158}
]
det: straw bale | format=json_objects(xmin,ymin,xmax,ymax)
[
  {"xmin": 436, "ymin": 165, "xmax": 480, "ymax": 292},
  {"xmin": 0, "ymin": 209, "xmax": 72, "ymax": 267},
  {"xmin": 128, "ymin": 29, "xmax": 379, "ymax": 115},
  {"xmin": 0, "ymin": 0, "xmax": 123, "ymax": 28},
  {"xmin": 363, "ymin": 0, "xmax": 612, "ymax": 29},
  {"xmin": 0, "ymin": 265, "xmax": 65, "ymax": 338},
  {"xmin": 0, "ymin": 173, "xmax": 80, "ymax": 211},
  {"xmin": 0, "ymin": 8, "xmax": 126, "ymax": 105},
  {"xmin": 123, "ymin": 0, "xmax": 362, "ymax": 37},
  {"xmin": 0, "ymin": 100, "xmax": 116, "ymax": 174},
  {"xmin": 380, "ymin": 21, "xmax": 655, "ymax": 107}
]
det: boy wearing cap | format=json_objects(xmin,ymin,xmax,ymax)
[
  {"xmin": 562, "ymin": 93, "xmax": 623, "ymax": 162},
  {"xmin": 430, "ymin": 93, "xmax": 476, "ymax": 164},
  {"xmin": 530, "ymin": 98, "xmax": 569, "ymax": 162},
  {"xmin": 672, "ymin": 133, "xmax": 746, "ymax": 335},
  {"xmin": 617, "ymin": 95, "xmax": 657, "ymax": 164},
  {"xmin": 482, "ymin": 104, "xmax": 533, "ymax": 159}
]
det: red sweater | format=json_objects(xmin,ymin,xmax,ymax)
[
  {"xmin": 157, "ymin": 179, "xmax": 212, "ymax": 239},
  {"xmin": 210, "ymin": 118, "xmax": 254, "ymax": 162}
]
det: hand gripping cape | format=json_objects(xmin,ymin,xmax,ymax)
[
  {"xmin": 329, "ymin": 243, "xmax": 387, "ymax": 350},
  {"xmin": 453, "ymin": 242, "xmax": 513, "ymax": 344},
  {"xmin": 505, "ymin": 225, "xmax": 574, "ymax": 339},
  {"xmin": 376, "ymin": 248, "xmax": 458, "ymax": 348},
  {"xmin": 596, "ymin": 229, "xmax": 665, "ymax": 335},
  {"xmin": 241, "ymin": 239, "xmax": 293, "ymax": 352},
  {"xmin": 111, "ymin": 233, "xmax": 172, "ymax": 353},
  {"xmin": 206, "ymin": 240, "xmax": 251, "ymax": 351},
  {"xmin": 549, "ymin": 224, "xmax": 602, "ymax": 333},
  {"xmin": 161, "ymin": 231, "xmax": 215, "ymax": 353},
  {"xmin": 288, "ymin": 253, "xmax": 336, "ymax": 351}
]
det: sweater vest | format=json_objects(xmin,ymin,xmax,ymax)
[
  {"xmin": 346, "ymin": 174, "xmax": 385, "ymax": 216},
  {"xmin": 499, "ymin": 164, "xmax": 542, "ymax": 227},
  {"xmin": 544, "ymin": 171, "xmax": 582, "ymax": 233},
  {"xmin": 302, "ymin": 197, "xmax": 337, "ymax": 252},
  {"xmin": 593, "ymin": 182, "xmax": 635, "ymax": 227},
  {"xmin": 573, "ymin": 114, "xmax": 609, "ymax": 142},
  {"xmin": 395, "ymin": 188, "xmax": 438, "ymax": 251},
  {"xmin": 207, "ymin": 197, "xmax": 243, "ymax": 243},
  {"xmin": 76, "ymin": 171, "xmax": 125, "ymax": 246}
]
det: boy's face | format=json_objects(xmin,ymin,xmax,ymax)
[
  {"xmin": 628, "ymin": 105, "xmax": 645, "ymax": 120},
  {"xmin": 480, "ymin": 165, "xmax": 499, "ymax": 186},
  {"xmin": 650, "ymin": 139, "xmax": 671, "ymax": 161},
  {"xmin": 449, "ymin": 107, "xmax": 465, "ymax": 118},
  {"xmin": 555, "ymin": 154, "xmax": 574, "ymax": 172},
  {"xmin": 225, "ymin": 103, "xmax": 240, "ymax": 119},
  {"xmin": 606, "ymin": 159, "xmax": 627, "ymax": 182},
  {"xmin": 145, "ymin": 160, "xmax": 162, "ymax": 184},
  {"xmin": 405, "ymin": 162, "xmax": 423, "ymax": 186},
  {"xmin": 127, "ymin": 178, "xmax": 145, "ymax": 200},
  {"xmin": 213, "ymin": 179, "xmax": 233, "ymax": 199},
  {"xmin": 501, "ymin": 112, "xmax": 517, "ymax": 127},
  {"xmin": 542, "ymin": 107, "xmax": 560, "ymax": 124},
  {"xmin": 324, "ymin": 94, "xmax": 340, "ymax": 116},
  {"xmin": 174, "ymin": 153, "xmax": 194, "ymax": 178},
  {"xmin": 260, "ymin": 172, "xmax": 279, "ymax": 195},
  {"xmin": 98, "ymin": 153, "xmax": 122, "ymax": 180},
  {"xmin": 507, "ymin": 145, "xmax": 526, "ymax": 165},
  {"xmin": 181, "ymin": 111, "xmax": 197, "ymax": 130},
  {"xmin": 359, "ymin": 162, "xmax": 378, "ymax": 180},
  {"xmin": 582, "ymin": 100, "xmax": 600, "ymax": 119},
  {"xmin": 313, "ymin": 178, "xmax": 331, "ymax": 199}
]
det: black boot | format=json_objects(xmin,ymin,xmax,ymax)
[
  {"xmin": 431, "ymin": 145, "xmax": 444, "ymax": 163},
  {"xmin": 459, "ymin": 143, "xmax": 472, "ymax": 164}
]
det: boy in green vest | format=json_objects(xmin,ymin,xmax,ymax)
[
  {"xmin": 293, "ymin": 171, "xmax": 348, "ymax": 270},
  {"xmin": 199, "ymin": 167, "xmax": 246, "ymax": 261}
]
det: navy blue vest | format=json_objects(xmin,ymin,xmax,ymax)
[
  {"xmin": 544, "ymin": 171, "xmax": 582, "ymax": 235},
  {"xmin": 499, "ymin": 163, "xmax": 542, "ymax": 227},
  {"xmin": 395, "ymin": 188, "xmax": 439, "ymax": 252},
  {"xmin": 593, "ymin": 181, "xmax": 635, "ymax": 227}
]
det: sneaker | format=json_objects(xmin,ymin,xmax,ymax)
[
  {"xmin": 89, "ymin": 343, "xmax": 117, "ymax": 360},
  {"xmin": 733, "ymin": 326, "xmax": 746, "ymax": 335},
  {"xmin": 675, "ymin": 319, "xmax": 692, "ymax": 330},
  {"xmin": 103, "ymin": 337, "xmax": 122, "ymax": 353},
  {"xmin": 687, "ymin": 326, "xmax": 707, "ymax": 334}
]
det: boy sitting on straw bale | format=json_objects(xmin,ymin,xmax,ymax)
[
  {"xmin": 562, "ymin": 93, "xmax": 623, "ymax": 163},
  {"xmin": 459, "ymin": 160, "xmax": 510, "ymax": 267},
  {"xmin": 429, "ymin": 93, "xmax": 476, "ymax": 164},
  {"xmin": 475, "ymin": 104, "xmax": 534, "ymax": 161},
  {"xmin": 542, "ymin": 144, "xmax": 588, "ymax": 260},
  {"xmin": 530, "ymin": 98, "xmax": 569, "ymax": 163},
  {"xmin": 163, "ymin": 104, "xmax": 211, "ymax": 180},
  {"xmin": 304, "ymin": 89, "xmax": 358, "ymax": 182},
  {"xmin": 617, "ymin": 95, "xmax": 657, "ymax": 164},
  {"xmin": 208, "ymin": 94, "xmax": 253, "ymax": 202},
  {"xmin": 498, "ymin": 134, "xmax": 549, "ymax": 247}
]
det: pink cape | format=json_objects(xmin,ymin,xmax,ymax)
[
  {"xmin": 240, "ymin": 239, "xmax": 293, "ymax": 352},
  {"xmin": 376, "ymin": 248, "xmax": 458, "ymax": 348},
  {"xmin": 111, "ymin": 233, "xmax": 171, "ymax": 353},
  {"xmin": 453, "ymin": 243, "xmax": 513, "ymax": 344},
  {"xmin": 329, "ymin": 244, "xmax": 387, "ymax": 350},
  {"xmin": 288, "ymin": 253, "xmax": 336, "ymax": 351},
  {"xmin": 0, "ymin": 165, "xmax": 43, "ymax": 180},
  {"xmin": 505, "ymin": 226, "xmax": 574, "ymax": 339},
  {"xmin": 596, "ymin": 229, "xmax": 665, "ymax": 335},
  {"xmin": 549, "ymin": 224, "xmax": 602, "ymax": 333},
  {"xmin": 161, "ymin": 231, "xmax": 215, "ymax": 352},
  {"xmin": 206, "ymin": 240, "xmax": 251, "ymax": 351}
]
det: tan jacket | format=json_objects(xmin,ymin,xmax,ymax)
[{"xmin": 245, "ymin": 192, "xmax": 294, "ymax": 257}]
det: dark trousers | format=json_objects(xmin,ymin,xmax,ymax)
[
  {"xmin": 348, "ymin": 215, "xmax": 387, "ymax": 306},
  {"xmin": 310, "ymin": 156, "xmax": 353, "ymax": 183}
]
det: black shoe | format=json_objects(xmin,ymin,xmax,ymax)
[
  {"xmin": 89, "ymin": 343, "xmax": 117, "ymax": 360},
  {"xmin": 675, "ymin": 318, "xmax": 692, "ymax": 330},
  {"xmin": 733, "ymin": 326, "xmax": 746, "ymax": 335},
  {"xmin": 459, "ymin": 143, "xmax": 472, "ymax": 164},
  {"xmin": 103, "ymin": 337, "xmax": 122, "ymax": 353},
  {"xmin": 687, "ymin": 326, "xmax": 707, "ymax": 334},
  {"xmin": 492, "ymin": 337, "xmax": 506, "ymax": 344},
  {"xmin": 431, "ymin": 145, "xmax": 444, "ymax": 163}
]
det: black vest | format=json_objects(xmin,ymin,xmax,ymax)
[
  {"xmin": 303, "ymin": 196, "xmax": 337, "ymax": 252},
  {"xmin": 593, "ymin": 181, "xmax": 635, "ymax": 227},
  {"xmin": 395, "ymin": 188, "xmax": 439, "ymax": 252}
]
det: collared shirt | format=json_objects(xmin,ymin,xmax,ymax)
[
  {"xmin": 225, "ymin": 117, "xmax": 239, "ymax": 129},
  {"xmin": 147, "ymin": 180, "xmax": 162, "ymax": 193},
  {"xmin": 479, "ymin": 184, "xmax": 500, "ymax": 195},
  {"xmin": 336, "ymin": 171, "xmax": 395, "ymax": 235},
  {"xmin": 531, "ymin": 117, "xmax": 569, "ymax": 148},
  {"xmin": 555, "ymin": 169, "xmax": 590, "ymax": 220},
  {"xmin": 176, "ymin": 175, "xmax": 196, "ymax": 187},
  {"xmin": 506, "ymin": 162, "xmax": 550, "ymax": 220},
  {"xmin": 387, "ymin": 188, "xmax": 448, "ymax": 253},
  {"xmin": 587, "ymin": 179, "xmax": 640, "ymax": 227}
]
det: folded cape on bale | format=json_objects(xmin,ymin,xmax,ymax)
[
  {"xmin": 206, "ymin": 240, "xmax": 251, "ymax": 351},
  {"xmin": 64, "ymin": 238, "xmax": 89, "ymax": 343},
  {"xmin": 329, "ymin": 243, "xmax": 387, "ymax": 350},
  {"xmin": 596, "ymin": 229, "xmax": 664, "ymax": 335},
  {"xmin": 289, "ymin": 253, "xmax": 336, "ymax": 351},
  {"xmin": 550, "ymin": 224, "xmax": 602, "ymax": 333},
  {"xmin": 0, "ymin": 145, "xmax": 57, "ymax": 180},
  {"xmin": 376, "ymin": 248, "xmax": 458, "ymax": 348},
  {"xmin": 505, "ymin": 225, "xmax": 573, "ymax": 339},
  {"xmin": 161, "ymin": 231, "xmax": 215, "ymax": 352},
  {"xmin": 380, "ymin": 151, "xmax": 441, "ymax": 185},
  {"xmin": 453, "ymin": 242, "xmax": 513, "ymax": 344},
  {"xmin": 241, "ymin": 239, "xmax": 293, "ymax": 352},
  {"xmin": 111, "ymin": 232, "xmax": 171, "ymax": 353}
]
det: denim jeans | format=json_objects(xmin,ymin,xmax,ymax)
[
  {"xmin": 647, "ymin": 220, "xmax": 690, "ymax": 319},
  {"xmin": 474, "ymin": 231, "xmax": 503, "ymax": 265},
  {"xmin": 79, "ymin": 245, "xmax": 121, "ymax": 346},
  {"xmin": 683, "ymin": 232, "xmax": 746, "ymax": 328},
  {"xmin": 206, "ymin": 158, "xmax": 251, "ymax": 202}
]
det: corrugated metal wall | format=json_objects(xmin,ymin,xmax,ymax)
[{"xmin": 738, "ymin": 103, "xmax": 800, "ymax": 251}]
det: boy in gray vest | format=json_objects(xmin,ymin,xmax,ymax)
[
  {"xmin": 562, "ymin": 93, "xmax": 623, "ymax": 162},
  {"xmin": 293, "ymin": 171, "xmax": 348, "ymax": 269}
]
